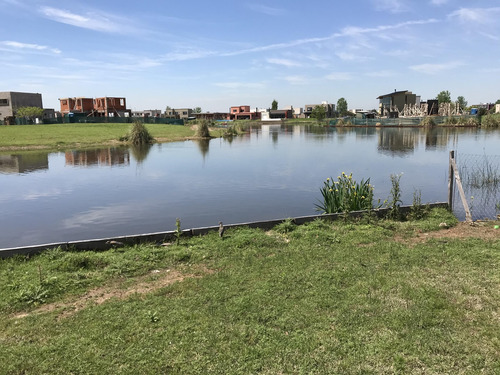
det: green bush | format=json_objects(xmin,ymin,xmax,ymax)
[
  {"xmin": 315, "ymin": 172, "xmax": 374, "ymax": 214},
  {"xmin": 420, "ymin": 116, "xmax": 435, "ymax": 127}
]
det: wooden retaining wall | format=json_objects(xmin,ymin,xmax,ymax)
[{"xmin": 0, "ymin": 203, "xmax": 448, "ymax": 258}]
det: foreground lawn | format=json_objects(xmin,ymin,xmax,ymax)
[
  {"xmin": 1, "ymin": 209, "xmax": 499, "ymax": 374},
  {"xmin": 0, "ymin": 123, "xmax": 195, "ymax": 150}
]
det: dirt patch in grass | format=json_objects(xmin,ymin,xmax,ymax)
[
  {"xmin": 12, "ymin": 267, "xmax": 211, "ymax": 320},
  {"xmin": 400, "ymin": 221, "xmax": 500, "ymax": 245}
]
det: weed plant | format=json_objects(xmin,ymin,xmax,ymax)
[
  {"xmin": 386, "ymin": 173, "xmax": 403, "ymax": 220},
  {"xmin": 315, "ymin": 172, "xmax": 374, "ymax": 214}
]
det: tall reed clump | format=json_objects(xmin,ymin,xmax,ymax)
[
  {"xmin": 480, "ymin": 114, "xmax": 500, "ymax": 128},
  {"xmin": 195, "ymin": 119, "xmax": 212, "ymax": 138},
  {"xmin": 315, "ymin": 172, "xmax": 375, "ymax": 214},
  {"xmin": 420, "ymin": 116, "xmax": 435, "ymax": 127},
  {"xmin": 127, "ymin": 120, "xmax": 154, "ymax": 145}
]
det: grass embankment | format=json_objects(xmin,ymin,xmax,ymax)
[
  {"xmin": 0, "ymin": 123, "xmax": 195, "ymax": 151},
  {"xmin": 1, "ymin": 209, "xmax": 500, "ymax": 374}
]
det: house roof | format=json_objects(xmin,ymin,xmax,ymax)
[{"xmin": 377, "ymin": 90, "xmax": 409, "ymax": 99}]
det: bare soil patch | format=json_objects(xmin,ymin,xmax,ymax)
[
  {"xmin": 12, "ymin": 267, "xmax": 211, "ymax": 320},
  {"xmin": 401, "ymin": 221, "xmax": 500, "ymax": 246}
]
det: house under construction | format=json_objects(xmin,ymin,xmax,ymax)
[{"xmin": 59, "ymin": 96, "xmax": 131, "ymax": 118}]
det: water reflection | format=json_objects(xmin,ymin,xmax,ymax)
[
  {"xmin": 129, "ymin": 144, "xmax": 153, "ymax": 163},
  {"xmin": 0, "ymin": 153, "xmax": 49, "ymax": 174},
  {"xmin": 65, "ymin": 147, "xmax": 130, "ymax": 167},
  {"xmin": 194, "ymin": 139, "xmax": 210, "ymax": 158}
]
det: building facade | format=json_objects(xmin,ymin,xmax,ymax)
[{"xmin": 0, "ymin": 91, "xmax": 43, "ymax": 122}]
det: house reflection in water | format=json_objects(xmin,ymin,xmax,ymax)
[
  {"xmin": 65, "ymin": 148, "xmax": 130, "ymax": 167},
  {"xmin": 0, "ymin": 153, "xmax": 49, "ymax": 174}
]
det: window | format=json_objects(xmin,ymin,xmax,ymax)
[
  {"xmin": 0, "ymin": 99, "xmax": 9, "ymax": 106},
  {"xmin": 120, "ymin": 99, "xmax": 124, "ymax": 106},
  {"xmin": 183, "ymin": 111, "xmax": 187, "ymax": 115}
]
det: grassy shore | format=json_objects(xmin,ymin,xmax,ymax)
[
  {"xmin": 1, "ymin": 209, "xmax": 499, "ymax": 374},
  {"xmin": 0, "ymin": 123, "xmax": 195, "ymax": 151}
]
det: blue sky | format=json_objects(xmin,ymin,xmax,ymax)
[{"xmin": 1, "ymin": 0, "xmax": 499, "ymax": 112}]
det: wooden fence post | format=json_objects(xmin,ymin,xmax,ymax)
[{"xmin": 448, "ymin": 150, "xmax": 454, "ymax": 210}]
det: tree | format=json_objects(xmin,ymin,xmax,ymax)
[
  {"xmin": 456, "ymin": 96, "xmax": 468, "ymax": 111},
  {"xmin": 271, "ymin": 99, "xmax": 278, "ymax": 110},
  {"xmin": 436, "ymin": 90, "xmax": 451, "ymax": 104},
  {"xmin": 16, "ymin": 106, "xmax": 44, "ymax": 123},
  {"xmin": 495, "ymin": 99, "xmax": 500, "ymax": 105},
  {"xmin": 336, "ymin": 98, "xmax": 348, "ymax": 116},
  {"xmin": 193, "ymin": 107, "xmax": 202, "ymax": 113},
  {"xmin": 310, "ymin": 105, "xmax": 326, "ymax": 122}
]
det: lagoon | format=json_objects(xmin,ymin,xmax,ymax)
[{"xmin": 1, "ymin": 125, "xmax": 499, "ymax": 249}]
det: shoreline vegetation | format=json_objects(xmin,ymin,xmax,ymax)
[
  {"xmin": 0, "ymin": 114, "xmax": 499, "ymax": 151},
  {"xmin": 1, "ymin": 208, "xmax": 500, "ymax": 373}
]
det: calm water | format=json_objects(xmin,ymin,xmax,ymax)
[{"xmin": 1, "ymin": 125, "xmax": 499, "ymax": 248}]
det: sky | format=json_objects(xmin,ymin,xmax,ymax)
[{"xmin": 1, "ymin": 0, "xmax": 499, "ymax": 113}]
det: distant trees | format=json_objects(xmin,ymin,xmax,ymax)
[
  {"xmin": 436, "ymin": 90, "xmax": 452, "ymax": 104},
  {"xmin": 336, "ymin": 98, "xmax": 348, "ymax": 116},
  {"xmin": 271, "ymin": 99, "xmax": 278, "ymax": 110},
  {"xmin": 310, "ymin": 105, "xmax": 326, "ymax": 122},
  {"xmin": 456, "ymin": 96, "xmax": 468, "ymax": 111},
  {"xmin": 16, "ymin": 106, "xmax": 44, "ymax": 123},
  {"xmin": 193, "ymin": 107, "xmax": 202, "ymax": 113}
]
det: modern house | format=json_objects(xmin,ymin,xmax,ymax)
[
  {"xmin": 303, "ymin": 102, "xmax": 335, "ymax": 118},
  {"xmin": 377, "ymin": 90, "xmax": 417, "ymax": 116},
  {"xmin": 165, "ymin": 108, "xmax": 193, "ymax": 120},
  {"xmin": 0, "ymin": 91, "xmax": 43, "ymax": 122},
  {"xmin": 229, "ymin": 106, "xmax": 261, "ymax": 120}
]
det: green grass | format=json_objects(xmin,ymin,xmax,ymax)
[
  {"xmin": 0, "ymin": 123, "xmax": 195, "ymax": 150},
  {"xmin": 1, "ymin": 209, "xmax": 499, "ymax": 374}
]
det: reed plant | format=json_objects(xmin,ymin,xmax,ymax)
[
  {"xmin": 127, "ymin": 120, "xmax": 154, "ymax": 145},
  {"xmin": 315, "ymin": 172, "xmax": 374, "ymax": 214},
  {"xmin": 195, "ymin": 119, "xmax": 212, "ymax": 138},
  {"xmin": 480, "ymin": 114, "xmax": 500, "ymax": 128}
]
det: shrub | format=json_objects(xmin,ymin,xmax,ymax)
[
  {"xmin": 315, "ymin": 172, "xmax": 375, "ymax": 214},
  {"xmin": 420, "ymin": 116, "xmax": 435, "ymax": 127},
  {"xmin": 195, "ymin": 119, "xmax": 212, "ymax": 138},
  {"xmin": 481, "ymin": 114, "xmax": 500, "ymax": 128},
  {"xmin": 127, "ymin": 120, "xmax": 153, "ymax": 145}
]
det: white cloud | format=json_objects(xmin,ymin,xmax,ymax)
[
  {"xmin": 246, "ymin": 4, "xmax": 286, "ymax": 16},
  {"xmin": 430, "ymin": 0, "xmax": 448, "ymax": 5},
  {"xmin": 1, "ymin": 40, "xmax": 61, "ymax": 54},
  {"xmin": 448, "ymin": 7, "xmax": 500, "ymax": 25},
  {"xmin": 410, "ymin": 61, "xmax": 464, "ymax": 74},
  {"xmin": 372, "ymin": 0, "xmax": 410, "ymax": 13},
  {"xmin": 325, "ymin": 72, "xmax": 353, "ymax": 81},
  {"xmin": 266, "ymin": 58, "xmax": 301, "ymax": 67},
  {"xmin": 40, "ymin": 6, "xmax": 128, "ymax": 33}
]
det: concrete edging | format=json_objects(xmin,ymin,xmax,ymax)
[{"xmin": 0, "ymin": 202, "xmax": 449, "ymax": 258}]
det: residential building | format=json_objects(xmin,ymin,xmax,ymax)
[
  {"xmin": 165, "ymin": 108, "xmax": 193, "ymax": 119},
  {"xmin": 94, "ymin": 97, "xmax": 129, "ymax": 117},
  {"xmin": 0, "ymin": 91, "xmax": 43, "ymax": 122},
  {"xmin": 303, "ymin": 102, "xmax": 335, "ymax": 118},
  {"xmin": 59, "ymin": 96, "xmax": 131, "ymax": 117},
  {"xmin": 59, "ymin": 97, "xmax": 94, "ymax": 115},
  {"xmin": 193, "ymin": 112, "xmax": 229, "ymax": 121},
  {"xmin": 377, "ymin": 90, "xmax": 417, "ymax": 116},
  {"xmin": 229, "ymin": 105, "xmax": 261, "ymax": 120}
]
